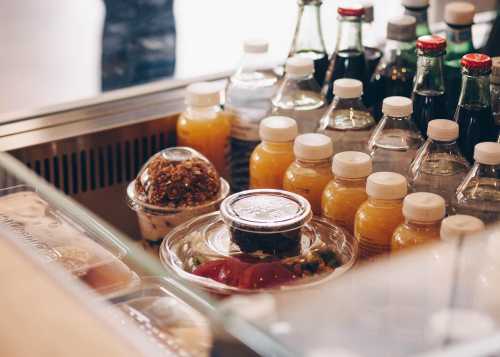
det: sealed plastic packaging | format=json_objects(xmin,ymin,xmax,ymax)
[
  {"xmin": 160, "ymin": 189, "xmax": 357, "ymax": 294},
  {"xmin": 0, "ymin": 185, "xmax": 139, "ymax": 295}
]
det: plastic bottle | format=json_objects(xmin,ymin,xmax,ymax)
[
  {"xmin": 177, "ymin": 82, "xmax": 231, "ymax": 177},
  {"xmin": 355, "ymin": 172, "xmax": 407, "ymax": 260},
  {"xmin": 322, "ymin": 151, "xmax": 372, "ymax": 234},
  {"xmin": 402, "ymin": 0, "xmax": 432, "ymax": 37},
  {"xmin": 369, "ymin": 96, "xmax": 424, "ymax": 175},
  {"xmin": 283, "ymin": 133, "xmax": 334, "ymax": 214},
  {"xmin": 226, "ymin": 39, "xmax": 278, "ymax": 191},
  {"xmin": 440, "ymin": 214, "xmax": 485, "ymax": 241},
  {"xmin": 454, "ymin": 54, "xmax": 497, "ymax": 163},
  {"xmin": 408, "ymin": 119, "xmax": 469, "ymax": 211},
  {"xmin": 368, "ymin": 15, "xmax": 417, "ymax": 120},
  {"xmin": 444, "ymin": 2, "xmax": 476, "ymax": 118},
  {"xmin": 490, "ymin": 57, "xmax": 500, "ymax": 141},
  {"xmin": 412, "ymin": 35, "xmax": 448, "ymax": 137},
  {"xmin": 454, "ymin": 142, "xmax": 500, "ymax": 224},
  {"xmin": 249, "ymin": 116, "xmax": 298, "ymax": 190},
  {"xmin": 361, "ymin": 1, "xmax": 383, "ymax": 81},
  {"xmin": 289, "ymin": 0, "xmax": 329, "ymax": 87},
  {"xmin": 272, "ymin": 56, "xmax": 326, "ymax": 134},
  {"xmin": 318, "ymin": 79, "xmax": 374, "ymax": 153},
  {"xmin": 322, "ymin": 4, "xmax": 366, "ymax": 103},
  {"xmin": 392, "ymin": 192, "xmax": 446, "ymax": 252}
]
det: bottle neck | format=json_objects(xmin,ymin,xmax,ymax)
[
  {"xmin": 295, "ymin": 157, "xmax": 332, "ymax": 167},
  {"xmin": 404, "ymin": 6, "xmax": 431, "ymax": 37},
  {"xmin": 262, "ymin": 140, "xmax": 294, "ymax": 152},
  {"xmin": 368, "ymin": 197, "xmax": 402, "ymax": 206},
  {"xmin": 335, "ymin": 15, "xmax": 363, "ymax": 53},
  {"xmin": 470, "ymin": 162, "xmax": 500, "ymax": 180},
  {"xmin": 290, "ymin": 0, "xmax": 327, "ymax": 55},
  {"xmin": 414, "ymin": 52, "xmax": 445, "ymax": 95},
  {"xmin": 185, "ymin": 105, "xmax": 221, "ymax": 119},
  {"xmin": 405, "ymin": 219, "xmax": 441, "ymax": 228},
  {"xmin": 446, "ymin": 24, "xmax": 474, "ymax": 55},
  {"xmin": 458, "ymin": 71, "xmax": 491, "ymax": 108},
  {"xmin": 334, "ymin": 176, "xmax": 367, "ymax": 186}
]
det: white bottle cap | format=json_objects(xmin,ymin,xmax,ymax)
[
  {"xmin": 440, "ymin": 215, "xmax": 485, "ymax": 240},
  {"xmin": 427, "ymin": 119, "xmax": 459, "ymax": 141},
  {"xmin": 382, "ymin": 96, "xmax": 413, "ymax": 117},
  {"xmin": 243, "ymin": 39, "xmax": 269, "ymax": 54},
  {"xmin": 185, "ymin": 82, "xmax": 221, "ymax": 107},
  {"xmin": 259, "ymin": 116, "xmax": 298, "ymax": 142},
  {"xmin": 294, "ymin": 133, "xmax": 333, "ymax": 160},
  {"xmin": 332, "ymin": 151, "xmax": 372, "ymax": 178},
  {"xmin": 402, "ymin": 192, "xmax": 446, "ymax": 222},
  {"xmin": 401, "ymin": 0, "xmax": 429, "ymax": 8},
  {"xmin": 445, "ymin": 2, "xmax": 475, "ymax": 26},
  {"xmin": 474, "ymin": 142, "xmax": 500, "ymax": 165},
  {"xmin": 286, "ymin": 56, "xmax": 314, "ymax": 78},
  {"xmin": 333, "ymin": 79, "xmax": 363, "ymax": 99},
  {"xmin": 366, "ymin": 172, "xmax": 408, "ymax": 200}
]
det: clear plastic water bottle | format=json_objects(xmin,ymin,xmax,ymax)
[
  {"xmin": 272, "ymin": 56, "xmax": 326, "ymax": 134},
  {"xmin": 408, "ymin": 119, "xmax": 469, "ymax": 211},
  {"xmin": 368, "ymin": 96, "xmax": 424, "ymax": 175},
  {"xmin": 318, "ymin": 78, "xmax": 375, "ymax": 153},
  {"xmin": 453, "ymin": 142, "xmax": 500, "ymax": 224},
  {"xmin": 226, "ymin": 39, "xmax": 278, "ymax": 191}
]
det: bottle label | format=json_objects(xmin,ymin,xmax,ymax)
[
  {"xmin": 357, "ymin": 234, "xmax": 391, "ymax": 260},
  {"xmin": 226, "ymin": 106, "xmax": 269, "ymax": 141},
  {"xmin": 449, "ymin": 28, "xmax": 472, "ymax": 43}
]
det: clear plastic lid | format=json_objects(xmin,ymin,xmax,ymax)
[{"xmin": 0, "ymin": 185, "xmax": 139, "ymax": 295}]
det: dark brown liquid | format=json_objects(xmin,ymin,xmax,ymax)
[
  {"xmin": 324, "ymin": 49, "xmax": 366, "ymax": 103},
  {"xmin": 412, "ymin": 91, "xmax": 448, "ymax": 138}
]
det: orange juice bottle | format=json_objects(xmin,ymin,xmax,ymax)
[
  {"xmin": 392, "ymin": 192, "xmax": 446, "ymax": 252},
  {"xmin": 354, "ymin": 172, "xmax": 407, "ymax": 260},
  {"xmin": 249, "ymin": 116, "xmax": 298, "ymax": 189},
  {"xmin": 322, "ymin": 151, "xmax": 372, "ymax": 234},
  {"xmin": 177, "ymin": 82, "xmax": 231, "ymax": 177},
  {"xmin": 283, "ymin": 133, "xmax": 333, "ymax": 215}
]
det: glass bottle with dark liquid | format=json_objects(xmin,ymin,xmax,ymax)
[
  {"xmin": 444, "ymin": 2, "xmax": 476, "ymax": 119},
  {"xmin": 412, "ymin": 35, "xmax": 448, "ymax": 138},
  {"xmin": 454, "ymin": 53, "xmax": 497, "ymax": 163},
  {"xmin": 362, "ymin": 2, "xmax": 383, "ymax": 80},
  {"xmin": 288, "ymin": 0, "xmax": 329, "ymax": 87},
  {"xmin": 402, "ymin": 0, "xmax": 431, "ymax": 38},
  {"xmin": 368, "ymin": 15, "xmax": 417, "ymax": 120},
  {"xmin": 322, "ymin": 4, "xmax": 366, "ymax": 103}
]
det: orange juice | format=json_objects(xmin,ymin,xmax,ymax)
[
  {"xmin": 322, "ymin": 151, "xmax": 372, "ymax": 233},
  {"xmin": 392, "ymin": 192, "xmax": 445, "ymax": 252},
  {"xmin": 283, "ymin": 133, "xmax": 333, "ymax": 215},
  {"xmin": 250, "ymin": 116, "xmax": 297, "ymax": 189},
  {"xmin": 354, "ymin": 172, "xmax": 407, "ymax": 260}
]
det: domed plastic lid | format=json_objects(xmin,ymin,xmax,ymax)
[
  {"xmin": 382, "ymin": 96, "xmax": 413, "ymax": 117},
  {"xmin": 387, "ymin": 15, "xmax": 417, "ymax": 42},
  {"xmin": 417, "ymin": 35, "xmax": 447, "ymax": 52},
  {"xmin": 427, "ymin": 119, "xmax": 459, "ymax": 141},
  {"xmin": 401, "ymin": 0, "xmax": 429, "ymax": 8},
  {"xmin": 332, "ymin": 151, "xmax": 372, "ymax": 178},
  {"xmin": 243, "ymin": 39, "xmax": 269, "ymax": 54},
  {"xmin": 474, "ymin": 142, "xmax": 500, "ymax": 165},
  {"xmin": 185, "ymin": 82, "xmax": 221, "ymax": 107},
  {"xmin": 402, "ymin": 192, "xmax": 446, "ymax": 222},
  {"xmin": 286, "ymin": 56, "xmax": 315, "ymax": 77},
  {"xmin": 337, "ymin": 3, "xmax": 364, "ymax": 17},
  {"xmin": 294, "ymin": 133, "xmax": 333, "ymax": 160},
  {"xmin": 461, "ymin": 53, "xmax": 492, "ymax": 71},
  {"xmin": 220, "ymin": 189, "xmax": 312, "ymax": 234},
  {"xmin": 445, "ymin": 2, "xmax": 475, "ymax": 26},
  {"xmin": 259, "ymin": 116, "xmax": 298, "ymax": 142},
  {"xmin": 440, "ymin": 215, "xmax": 485, "ymax": 240},
  {"xmin": 333, "ymin": 79, "xmax": 363, "ymax": 99},
  {"xmin": 366, "ymin": 172, "xmax": 407, "ymax": 200}
]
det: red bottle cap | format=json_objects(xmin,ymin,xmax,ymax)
[
  {"xmin": 461, "ymin": 53, "xmax": 492, "ymax": 70},
  {"xmin": 338, "ymin": 4, "xmax": 364, "ymax": 17},
  {"xmin": 416, "ymin": 35, "xmax": 447, "ymax": 51}
]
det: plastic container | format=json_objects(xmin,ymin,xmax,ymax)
[
  {"xmin": 127, "ymin": 147, "xmax": 230, "ymax": 253},
  {"xmin": 160, "ymin": 189, "xmax": 357, "ymax": 294},
  {"xmin": 392, "ymin": 192, "xmax": 446, "ymax": 252},
  {"xmin": 108, "ymin": 277, "xmax": 212, "ymax": 356},
  {"xmin": 249, "ymin": 116, "xmax": 298, "ymax": 189},
  {"xmin": 322, "ymin": 151, "xmax": 372, "ymax": 234},
  {"xmin": 440, "ymin": 214, "xmax": 485, "ymax": 241},
  {"xmin": 0, "ymin": 185, "xmax": 139, "ymax": 295}
]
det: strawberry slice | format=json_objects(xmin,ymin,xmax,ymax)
[
  {"xmin": 193, "ymin": 258, "xmax": 249, "ymax": 287},
  {"xmin": 238, "ymin": 262, "xmax": 297, "ymax": 289}
]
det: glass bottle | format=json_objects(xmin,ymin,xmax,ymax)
[
  {"xmin": 272, "ymin": 56, "xmax": 326, "ymax": 134},
  {"xmin": 289, "ymin": 0, "xmax": 329, "ymax": 87},
  {"xmin": 491, "ymin": 57, "xmax": 500, "ymax": 140},
  {"xmin": 408, "ymin": 119, "xmax": 469, "ymax": 212},
  {"xmin": 362, "ymin": 1, "xmax": 383, "ymax": 80},
  {"xmin": 355, "ymin": 172, "xmax": 407, "ymax": 260},
  {"xmin": 412, "ymin": 35, "xmax": 448, "ymax": 138},
  {"xmin": 454, "ymin": 53, "xmax": 497, "ymax": 163},
  {"xmin": 402, "ymin": 0, "xmax": 431, "ymax": 37},
  {"xmin": 318, "ymin": 78, "xmax": 375, "ymax": 153},
  {"xmin": 226, "ymin": 39, "xmax": 278, "ymax": 191},
  {"xmin": 177, "ymin": 82, "xmax": 231, "ymax": 177},
  {"xmin": 440, "ymin": 214, "xmax": 485, "ymax": 241},
  {"xmin": 322, "ymin": 4, "xmax": 366, "ymax": 103},
  {"xmin": 368, "ymin": 15, "xmax": 417, "ymax": 120},
  {"xmin": 444, "ymin": 2, "xmax": 476, "ymax": 119},
  {"xmin": 283, "ymin": 133, "xmax": 334, "ymax": 215},
  {"xmin": 392, "ymin": 192, "xmax": 446, "ymax": 252},
  {"xmin": 454, "ymin": 142, "xmax": 500, "ymax": 224},
  {"xmin": 322, "ymin": 151, "xmax": 372, "ymax": 234},
  {"xmin": 249, "ymin": 116, "xmax": 298, "ymax": 190},
  {"xmin": 369, "ymin": 96, "xmax": 424, "ymax": 175}
]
